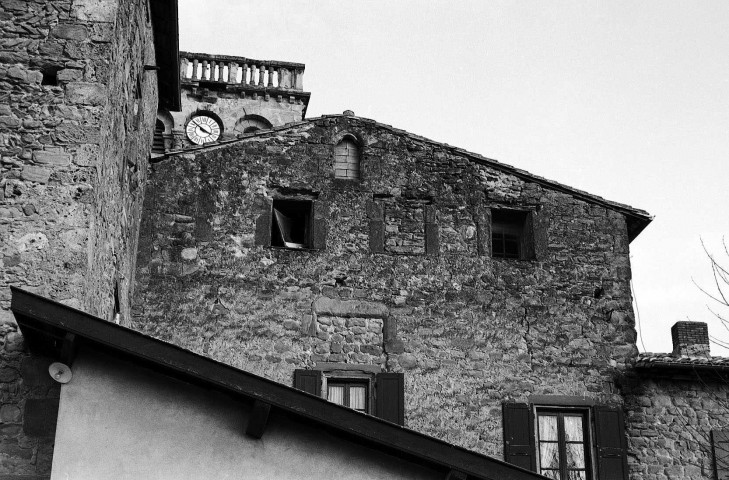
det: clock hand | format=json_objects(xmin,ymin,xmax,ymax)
[{"xmin": 198, "ymin": 125, "xmax": 212, "ymax": 135}]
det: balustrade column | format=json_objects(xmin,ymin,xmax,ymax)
[
  {"xmin": 202, "ymin": 60, "xmax": 209, "ymax": 81},
  {"xmin": 180, "ymin": 57, "xmax": 189, "ymax": 80},
  {"xmin": 243, "ymin": 63, "xmax": 249, "ymax": 85},
  {"xmin": 267, "ymin": 66, "xmax": 275, "ymax": 87},
  {"xmin": 258, "ymin": 65, "xmax": 265, "ymax": 86},
  {"xmin": 192, "ymin": 59, "xmax": 199, "ymax": 80},
  {"xmin": 229, "ymin": 62, "xmax": 238, "ymax": 83}
]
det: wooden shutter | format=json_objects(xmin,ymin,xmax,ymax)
[
  {"xmin": 594, "ymin": 405, "xmax": 629, "ymax": 480},
  {"xmin": 311, "ymin": 200, "xmax": 328, "ymax": 250},
  {"xmin": 713, "ymin": 430, "xmax": 729, "ymax": 480},
  {"xmin": 375, "ymin": 372, "xmax": 404, "ymax": 425},
  {"xmin": 254, "ymin": 199, "xmax": 272, "ymax": 246},
  {"xmin": 366, "ymin": 200, "xmax": 384, "ymax": 253},
  {"xmin": 521, "ymin": 211, "xmax": 536, "ymax": 260},
  {"xmin": 502, "ymin": 403, "xmax": 536, "ymax": 471},
  {"xmin": 293, "ymin": 369, "xmax": 322, "ymax": 396},
  {"xmin": 424, "ymin": 204, "xmax": 439, "ymax": 256}
]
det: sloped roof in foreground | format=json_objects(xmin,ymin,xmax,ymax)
[
  {"xmin": 11, "ymin": 287, "xmax": 546, "ymax": 480},
  {"xmin": 154, "ymin": 113, "xmax": 652, "ymax": 242}
]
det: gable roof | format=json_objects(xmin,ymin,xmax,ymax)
[
  {"xmin": 153, "ymin": 113, "xmax": 652, "ymax": 242},
  {"xmin": 10, "ymin": 287, "xmax": 546, "ymax": 480}
]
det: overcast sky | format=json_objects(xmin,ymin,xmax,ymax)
[{"xmin": 178, "ymin": 0, "xmax": 729, "ymax": 354}]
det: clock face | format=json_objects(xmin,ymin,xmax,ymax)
[{"xmin": 185, "ymin": 115, "xmax": 222, "ymax": 145}]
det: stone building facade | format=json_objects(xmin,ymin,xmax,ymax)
[
  {"xmin": 132, "ymin": 113, "xmax": 651, "ymax": 473},
  {"xmin": 3, "ymin": 2, "xmax": 729, "ymax": 479},
  {"xmin": 0, "ymin": 0, "xmax": 175, "ymax": 476}
]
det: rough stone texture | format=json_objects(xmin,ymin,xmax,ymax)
[
  {"xmin": 0, "ymin": 0, "xmax": 157, "ymax": 474},
  {"xmin": 133, "ymin": 115, "xmax": 638, "ymax": 458},
  {"xmin": 622, "ymin": 373, "xmax": 729, "ymax": 479}
]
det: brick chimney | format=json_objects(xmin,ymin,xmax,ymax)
[{"xmin": 671, "ymin": 321, "xmax": 710, "ymax": 357}]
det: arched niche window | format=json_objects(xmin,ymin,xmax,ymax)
[
  {"xmin": 234, "ymin": 115, "xmax": 273, "ymax": 135},
  {"xmin": 334, "ymin": 136, "xmax": 360, "ymax": 181},
  {"xmin": 152, "ymin": 119, "xmax": 165, "ymax": 154}
]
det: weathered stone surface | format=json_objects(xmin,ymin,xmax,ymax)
[
  {"xmin": 72, "ymin": 0, "xmax": 119, "ymax": 22},
  {"xmin": 0, "ymin": 0, "xmax": 156, "ymax": 474},
  {"xmin": 312, "ymin": 298, "xmax": 388, "ymax": 319},
  {"xmin": 65, "ymin": 82, "xmax": 107, "ymax": 106},
  {"xmin": 51, "ymin": 24, "xmax": 89, "ymax": 41},
  {"xmin": 20, "ymin": 165, "xmax": 51, "ymax": 184},
  {"xmin": 33, "ymin": 151, "xmax": 71, "ymax": 166},
  {"xmin": 132, "ymin": 115, "xmax": 639, "ymax": 461}
]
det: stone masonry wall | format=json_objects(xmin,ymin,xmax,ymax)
[
  {"xmin": 623, "ymin": 374, "xmax": 729, "ymax": 479},
  {"xmin": 133, "ymin": 115, "xmax": 637, "ymax": 458},
  {"xmin": 0, "ymin": 0, "xmax": 156, "ymax": 476}
]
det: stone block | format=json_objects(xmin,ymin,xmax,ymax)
[
  {"xmin": 313, "ymin": 297, "xmax": 388, "ymax": 319},
  {"xmin": 0, "ymin": 115, "xmax": 20, "ymax": 127},
  {"xmin": 51, "ymin": 24, "xmax": 89, "ymax": 41},
  {"xmin": 73, "ymin": 143, "xmax": 99, "ymax": 166},
  {"xmin": 65, "ymin": 82, "xmax": 107, "ymax": 106},
  {"xmin": 57, "ymin": 68, "xmax": 83, "ymax": 83},
  {"xmin": 72, "ymin": 0, "xmax": 119, "ymax": 22},
  {"xmin": 33, "ymin": 150, "xmax": 71, "ymax": 166},
  {"xmin": 21, "ymin": 165, "xmax": 51, "ymax": 184}
]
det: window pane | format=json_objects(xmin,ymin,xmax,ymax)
[
  {"xmin": 538, "ymin": 414, "xmax": 559, "ymax": 441},
  {"xmin": 539, "ymin": 442, "xmax": 560, "ymax": 469},
  {"xmin": 349, "ymin": 385, "xmax": 366, "ymax": 411},
  {"xmin": 567, "ymin": 471, "xmax": 587, "ymax": 480},
  {"xmin": 327, "ymin": 385, "xmax": 344, "ymax": 405},
  {"xmin": 540, "ymin": 470, "xmax": 560, "ymax": 480},
  {"xmin": 566, "ymin": 443, "xmax": 586, "ymax": 468},
  {"xmin": 564, "ymin": 415, "xmax": 584, "ymax": 441}
]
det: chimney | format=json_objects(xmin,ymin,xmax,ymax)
[{"xmin": 671, "ymin": 321, "xmax": 710, "ymax": 357}]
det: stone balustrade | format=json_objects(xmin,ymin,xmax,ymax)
[{"xmin": 180, "ymin": 51, "xmax": 305, "ymax": 91}]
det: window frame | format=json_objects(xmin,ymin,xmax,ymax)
[
  {"xmin": 333, "ymin": 135, "xmax": 361, "ymax": 181},
  {"xmin": 322, "ymin": 371, "xmax": 374, "ymax": 415},
  {"xmin": 535, "ymin": 407, "xmax": 593, "ymax": 480},
  {"xmin": 490, "ymin": 208, "xmax": 534, "ymax": 260},
  {"xmin": 270, "ymin": 198, "xmax": 314, "ymax": 250}
]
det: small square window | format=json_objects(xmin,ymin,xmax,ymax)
[
  {"xmin": 271, "ymin": 199, "xmax": 312, "ymax": 249},
  {"xmin": 491, "ymin": 209, "xmax": 533, "ymax": 260}
]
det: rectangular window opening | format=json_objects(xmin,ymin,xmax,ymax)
[
  {"xmin": 271, "ymin": 199, "xmax": 312, "ymax": 249},
  {"xmin": 491, "ymin": 209, "xmax": 531, "ymax": 260},
  {"xmin": 537, "ymin": 410, "xmax": 591, "ymax": 480},
  {"xmin": 326, "ymin": 380, "xmax": 369, "ymax": 413}
]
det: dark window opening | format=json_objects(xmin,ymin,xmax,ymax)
[
  {"xmin": 41, "ymin": 67, "xmax": 60, "ymax": 86},
  {"xmin": 271, "ymin": 199, "xmax": 312, "ymax": 249},
  {"xmin": 113, "ymin": 281, "xmax": 121, "ymax": 324},
  {"xmin": 491, "ymin": 209, "xmax": 532, "ymax": 260},
  {"xmin": 152, "ymin": 119, "xmax": 165, "ymax": 154},
  {"xmin": 327, "ymin": 380, "xmax": 368, "ymax": 413},
  {"xmin": 243, "ymin": 126, "xmax": 260, "ymax": 134},
  {"xmin": 537, "ymin": 410, "xmax": 591, "ymax": 480}
]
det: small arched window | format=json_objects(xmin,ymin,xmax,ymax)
[
  {"xmin": 152, "ymin": 119, "xmax": 165, "ymax": 154},
  {"xmin": 334, "ymin": 137, "xmax": 360, "ymax": 180}
]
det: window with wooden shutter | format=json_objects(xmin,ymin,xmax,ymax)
[
  {"xmin": 375, "ymin": 372, "xmax": 404, "ymax": 425},
  {"xmin": 713, "ymin": 430, "xmax": 729, "ymax": 479},
  {"xmin": 502, "ymin": 403, "xmax": 536, "ymax": 471},
  {"xmin": 593, "ymin": 406, "xmax": 628, "ymax": 480},
  {"xmin": 293, "ymin": 369, "xmax": 322, "ymax": 396}
]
